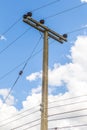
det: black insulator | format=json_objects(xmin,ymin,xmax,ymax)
[
  {"xmin": 27, "ymin": 12, "xmax": 32, "ymax": 17},
  {"xmin": 63, "ymin": 34, "xmax": 68, "ymax": 38},
  {"xmin": 19, "ymin": 70, "xmax": 23, "ymax": 75},
  {"xmin": 23, "ymin": 14, "xmax": 27, "ymax": 19},
  {"xmin": 40, "ymin": 19, "xmax": 45, "ymax": 24}
]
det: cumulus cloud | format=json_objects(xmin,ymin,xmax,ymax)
[
  {"xmin": 24, "ymin": 35, "xmax": 87, "ymax": 129},
  {"xmin": 27, "ymin": 35, "xmax": 87, "ymax": 96},
  {"xmin": 26, "ymin": 71, "xmax": 42, "ymax": 81},
  {"xmin": 0, "ymin": 35, "xmax": 87, "ymax": 129}
]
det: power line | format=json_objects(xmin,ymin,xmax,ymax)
[
  {"xmin": 32, "ymin": 0, "xmax": 61, "ymax": 12},
  {"xmin": 48, "ymin": 94, "xmax": 87, "ymax": 104},
  {"xmin": 1, "ymin": 0, "xmax": 60, "ymax": 36},
  {"xmin": 0, "ymin": 29, "xmax": 42, "ymax": 81},
  {"xmin": 1, "ymin": 4, "xmax": 86, "ymax": 92},
  {"xmin": 2, "ymin": 17, "xmax": 21, "ymax": 35},
  {"xmin": 1, "ymin": 21, "xmax": 87, "ymax": 57},
  {"xmin": 0, "ymin": 48, "xmax": 42, "ymax": 81},
  {"xmin": 49, "ymin": 114, "xmax": 87, "ymax": 122},
  {"xmin": 0, "ymin": 23, "xmax": 87, "ymax": 82},
  {"xmin": 1, "ymin": 22, "xmax": 86, "ymax": 81},
  {"xmin": 0, "ymin": 35, "xmax": 42, "ymax": 81},
  {"xmin": 1, "ymin": 70, "xmax": 24, "ymax": 106},
  {"xmin": 0, "ymin": 62, "xmax": 25, "ymax": 81},
  {"xmin": 1, "ymin": 1, "xmax": 86, "ymax": 38},
  {"xmin": 1, "ymin": 97, "xmax": 87, "ymax": 125},
  {"xmin": 0, "ymin": 27, "xmax": 87, "ymax": 105},
  {"xmin": 49, "ymin": 124, "xmax": 87, "ymax": 130},
  {"xmin": 0, "ymin": 2, "xmax": 87, "ymax": 81},
  {"xmin": 3, "ymin": 75, "xmax": 21, "ymax": 104},
  {"xmin": 21, "ymin": 35, "xmax": 42, "ymax": 71},
  {"xmin": 45, "ymin": 3, "xmax": 87, "ymax": 19},
  {"xmin": 48, "ymin": 107, "xmax": 87, "ymax": 117},
  {"xmin": 48, "ymin": 99, "xmax": 87, "ymax": 109},
  {"xmin": 0, "ymin": 109, "xmax": 40, "ymax": 128},
  {"xmin": 67, "ymin": 26, "xmax": 87, "ymax": 34},
  {"xmin": 1, "ymin": 107, "xmax": 87, "ymax": 129},
  {"xmin": 1, "ymin": 35, "xmax": 42, "ymax": 107},
  {"xmin": 23, "ymin": 14, "xmax": 67, "ymax": 130},
  {"xmin": 2, "ymin": 0, "xmax": 86, "ymax": 39},
  {"xmin": 0, "ymin": 28, "xmax": 30, "ymax": 55},
  {"xmin": 0, "ymin": 10, "xmax": 84, "ymax": 120},
  {"xmin": 11, "ymin": 118, "xmax": 40, "ymax": 130},
  {"xmin": 0, "ymin": 2, "xmax": 87, "ymax": 129},
  {"xmin": 0, "ymin": 104, "xmax": 40, "ymax": 123},
  {"xmin": 23, "ymin": 123, "xmax": 40, "ymax": 130}
]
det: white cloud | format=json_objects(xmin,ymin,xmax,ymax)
[
  {"xmin": 31, "ymin": 85, "xmax": 41, "ymax": 94},
  {"xmin": 26, "ymin": 71, "xmax": 42, "ymax": 81},
  {"xmin": 0, "ymin": 35, "xmax": 6, "ymax": 40},
  {"xmin": 0, "ymin": 88, "xmax": 9, "ymax": 98},
  {"xmin": 81, "ymin": 0, "xmax": 87, "ymax": 2},
  {"xmin": 24, "ymin": 35, "xmax": 87, "ymax": 129},
  {"xmin": 27, "ymin": 35, "xmax": 87, "ymax": 96},
  {"xmin": 22, "ymin": 93, "xmax": 41, "ymax": 109},
  {"xmin": 0, "ymin": 88, "xmax": 15, "ymax": 105},
  {"xmin": 0, "ymin": 35, "xmax": 87, "ymax": 129}
]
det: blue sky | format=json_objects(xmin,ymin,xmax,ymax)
[
  {"xmin": 0, "ymin": 0, "xmax": 87, "ymax": 129},
  {"xmin": 0, "ymin": 0, "xmax": 87, "ymax": 108}
]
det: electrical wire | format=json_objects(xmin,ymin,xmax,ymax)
[
  {"xmin": 2, "ymin": 17, "xmax": 22, "ymax": 35},
  {"xmin": 1, "ymin": 95, "xmax": 87, "ymax": 125},
  {"xmin": 1, "ymin": 1, "xmax": 86, "ymax": 38},
  {"xmin": 1, "ymin": 107, "xmax": 87, "ymax": 129},
  {"xmin": 1, "ymin": 0, "xmax": 61, "ymax": 36},
  {"xmin": 49, "ymin": 124, "xmax": 87, "ymax": 130},
  {"xmin": 0, "ymin": 104, "xmax": 40, "ymax": 122},
  {"xmin": 48, "ymin": 114, "xmax": 87, "ymax": 122},
  {"xmin": 3, "ymin": 75, "xmax": 20, "ymax": 104},
  {"xmin": 67, "ymin": 26, "xmax": 87, "ymax": 34},
  {"xmin": 23, "ymin": 123, "xmax": 40, "ymax": 130},
  {"xmin": 48, "ymin": 107, "xmax": 87, "ymax": 117},
  {"xmin": 0, "ymin": 34, "xmax": 87, "ymax": 113},
  {"xmin": 0, "ymin": 62, "xmax": 25, "ymax": 81},
  {"xmin": 0, "ymin": 7, "xmax": 84, "ymax": 126},
  {"xmin": 32, "ymin": 0, "xmax": 60, "ymax": 12},
  {"xmin": 0, "ymin": 28, "xmax": 30, "ymax": 55},
  {"xmin": 48, "ymin": 94, "xmax": 87, "ymax": 104},
  {"xmin": 0, "ymin": 1, "xmax": 87, "ymax": 82},
  {"xmin": 0, "ymin": 1, "xmax": 87, "ymax": 129},
  {"xmin": 21, "ymin": 34, "xmax": 42, "ymax": 71},
  {"xmin": 0, "ymin": 26, "xmax": 87, "ymax": 105},
  {"xmin": 48, "ymin": 99, "xmax": 87, "ymax": 109},
  {"xmin": 0, "ymin": 33, "xmax": 43, "ymax": 81},
  {"xmin": 1, "ymin": 35, "xmax": 42, "ymax": 107},
  {"xmin": 0, "ymin": 23, "xmax": 87, "ymax": 82},
  {"xmin": 45, "ymin": 3, "xmax": 87, "ymax": 19},
  {"xmin": 1, "ymin": 22, "xmax": 86, "ymax": 81},
  {"xmin": 11, "ymin": 118, "xmax": 40, "ymax": 130},
  {"xmin": 1, "ymin": 70, "xmax": 24, "ymax": 106},
  {"xmin": 1, "ymin": 98, "xmax": 87, "ymax": 127},
  {"xmin": 0, "ymin": 48, "xmax": 42, "ymax": 81},
  {"xmin": 0, "ymin": 109, "xmax": 40, "ymax": 127}
]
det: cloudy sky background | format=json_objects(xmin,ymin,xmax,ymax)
[{"xmin": 0, "ymin": 0, "xmax": 87, "ymax": 129}]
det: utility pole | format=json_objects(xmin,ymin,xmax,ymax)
[{"xmin": 23, "ymin": 12, "xmax": 67, "ymax": 130}]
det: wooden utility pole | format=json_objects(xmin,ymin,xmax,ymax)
[
  {"xmin": 23, "ymin": 12, "xmax": 67, "ymax": 130},
  {"xmin": 41, "ymin": 30, "xmax": 48, "ymax": 130}
]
